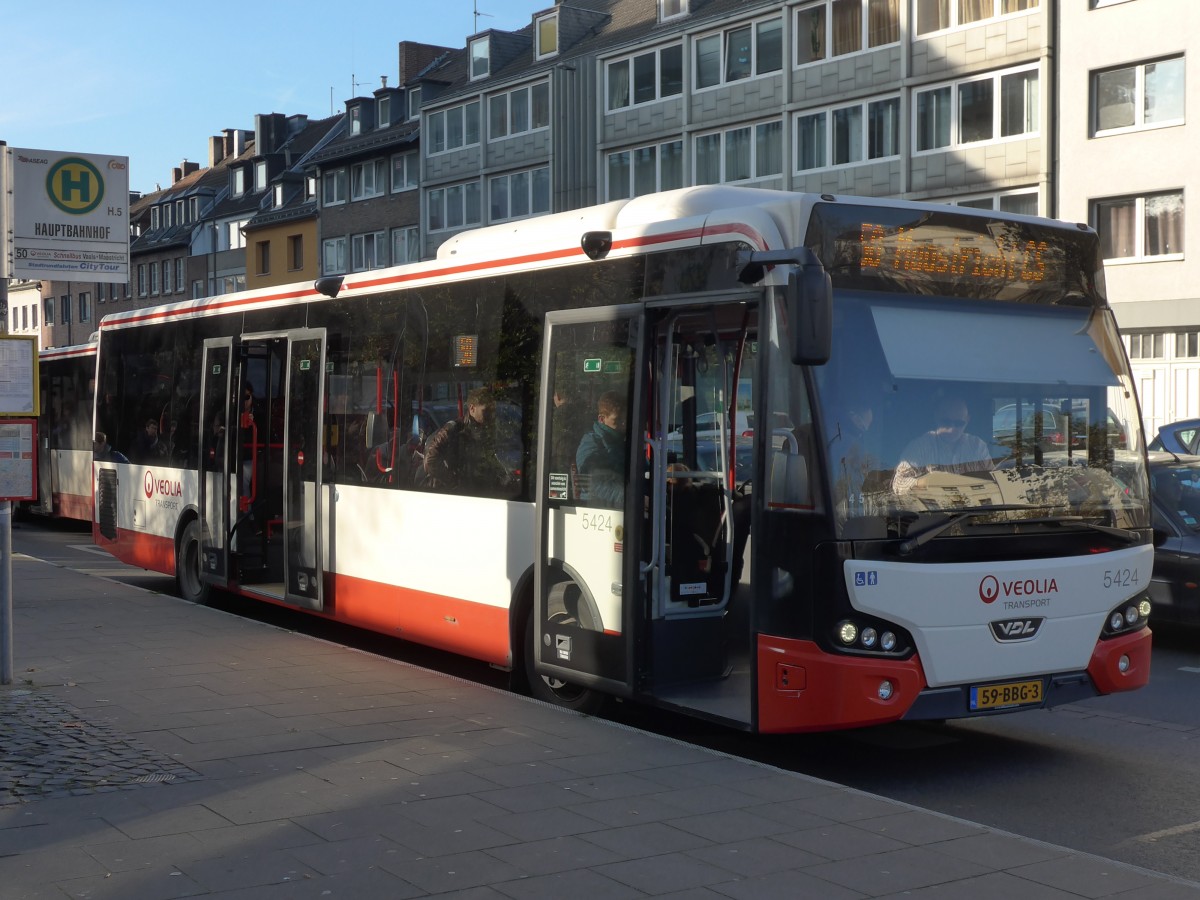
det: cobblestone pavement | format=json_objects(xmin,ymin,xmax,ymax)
[{"xmin": 0, "ymin": 686, "xmax": 201, "ymax": 807}]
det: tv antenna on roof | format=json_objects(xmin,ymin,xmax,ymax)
[{"xmin": 473, "ymin": 0, "xmax": 493, "ymax": 32}]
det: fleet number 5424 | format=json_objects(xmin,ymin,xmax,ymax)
[{"xmin": 1103, "ymin": 568, "xmax": 1138, "ymax": 589}]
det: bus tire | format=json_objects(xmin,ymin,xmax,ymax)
[
  {"xmin": 523, "ymin": 608, "xmax": 605, "ymax": 715},
  {"xmin": 176, "ymin": 519, "xmax": 212, "ymax": 605}
]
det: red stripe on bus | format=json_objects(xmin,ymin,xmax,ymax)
[{"xmin": 100, "ymin": 222, "xmax": 769, "ymax": 330}]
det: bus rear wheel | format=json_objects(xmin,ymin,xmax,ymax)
[
  {"xmin": 523, "ymin": 609, "xmax": 604, "ymax": 715},
  {"xmin": 176, "ymin": 519, "xmax": 212, "ymax": 605}
]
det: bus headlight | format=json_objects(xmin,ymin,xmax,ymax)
[
  {"xmin": 1138, "ymin": 599, "xmax": 1152, "ymax": 618},
  {"xmin": 1110, "ymin": 611, "xmax": 1125, "ymax": 631},
  {"xmin": 838, "ymin": 621, "xmax": 858, "ymax": 645},
  {"xmin": 1124, "ymin": 605, "xmax": 1139, "ymax": 625},
  {"xmin": 880, "ymin": 631, "xmax": 897, "ymax": 651},
  {"xmin": 877, "ymin": 680, "xmax": 894, "ymax": 701},
  {"xmin": 860, "ymin": 627, "xmax": 878, "ymax": 649}
]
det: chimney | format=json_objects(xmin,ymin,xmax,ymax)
[
  {"xmin": 398, "ymin": 40, "xmax": 453, "ymax": 85},
  {"xmin": 255, "ymin": 113, "xmax": 287, "ymax": 156},
  {"xmin": 181, "ymin": 160, "xmax": 200, "ymax": 177},
  {"xmin": 381, "ymin": 75, "xmax": 388, "ymax": 89},
  {"xmin": 209, "ymin": 136, "xmax": 225, "ymax": 166},
  {"xmin": 172, "ymin": 166, "xmax": 182, "ymax": 184}
]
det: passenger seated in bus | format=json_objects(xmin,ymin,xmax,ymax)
[
  {"xmin": 93, "ymin": 432, "xmax": 128, "ymax": 464},
  {"xmin": 422, "ymin": 387, "xmax": 513, "ymax": 494},
  {"xmin": 576, "ymin": 390, "xmax": 626, "ymax": 509},
  {"xmin": 132, "ymin": 418, "xmax": 168, "ymax": 462},
  {"xmin": 892, "ymin": 396, "xmax": 994, "ymax": 494}
]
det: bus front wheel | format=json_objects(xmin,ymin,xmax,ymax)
[
  {"xmin": 176, "ymin": 519, "xmax": 212, "ymax": 605},
  {"xmin": 522, "ymin": 610, "xmax": 604, "ymax": 715}
]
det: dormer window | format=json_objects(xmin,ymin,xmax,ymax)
[
  {"xmin": 659, "ymin": 0, "xmax": 688, "ymax": 21},
  {"xmin": 232, "ymin": 167, "xmax": 246, "ymax": 197},
  {"xmin": 378, "ymin": 95, "xmax": 392, "ymax": 128},
  {"xmin": 255, "ymin": 160, "xmax": 268, "ymax": 192},
  {"xmin": 350, "ymin": 105, "xmax": 362, "ymax": 135},
  {"xmin": 536, "ymin": 13, "xmax": 558, "ymax": 58},
  {"xmin": 408, "ymin": 86, "xmax": 422, "ymax": 120},
  {"xmin": 470, "ymin": 36, "xmax": 490, "ymax": 80},
  {"xmin": 273, "ymin": 184, "xmax": 284, "ymax": 208},
  {"xmin": 151, "ymin": 206, "xmax": 160, "ymax": 230}
]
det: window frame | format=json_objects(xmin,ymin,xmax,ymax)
[
  {"xmin": 794, "ymin": 94, "xmax": 901, "ymax": 173},
  {"xmin": 915, "ymin": 0, "xmax": 1039, "ymax": 36},
  {"xmin": 391, "ymin": 226, "xmax": 420, "ymax": 266},
  {"xmin": 693, "ymin": 119, "xmax": 784, "ymax": 185},
  {"xmin": 693, "ymin": 14, "xmax": 784, "ymax": 92},
  {"xmin": 350, "ymin": 158, "xmax": 388, "ymax": 201},
  {"xmin": 351, "ymin": 230, "xmax": 388, "ymax": 272},
  {"xmin": 426, "ymin": 181, "xmax": 483, "ymax": 233},
  {"xmin": 488, "ymin": 82, "xmax": 551, "ymax": 141},
  {"xmin": 469, "ymin": 36, "xmax": 490, "ymax": 81},
  {"xmin": 912, "ymin": 63, "xmax": 1040, "ymax": 154},
  {"xmin": 535, "ymin": 12, "xmax": 558, "ymax": 59},
  {"xmin": 488, "ymin": 166, "xmax": 551, "ymax": 223},
  {"xmin": 605, "ymin": 139, "xmax": 685, "ymax": 201},
  {"xmin": 322, "ymin": 236, "xmax": 347, "ymax": 276},
  {"xmin": 1092, "ymin": 190, "xmax": 1185, "ymax": 263},
  {"xmin": 426, "ymin": 101, "xmax": 482, "ymax": 155},
  {"xmin": 322, "ymin": 168, "xmax": 348, "ymax": 206},
  {"xmin": 391, "ymin": 150, "xmax": 419, "ymax": 192},
  {"xmin": 605, "ymin": 43, "xmax": 684, "ymax": 111},
  {"xmin": 794, "ymin": 0, "xmax": 901, "ymax": 67},
  {"xmin": 659, "ymin": 0, "xmax": 688, "ymax": 21},
  {"xmin": 1091, "ymin": 55, "xmax": 1185, "ymax": 137}
]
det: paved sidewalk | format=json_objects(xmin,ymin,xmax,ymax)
[{"xmin": 2, "ymin": 553, "xmax": 1198, "ymax": 900}]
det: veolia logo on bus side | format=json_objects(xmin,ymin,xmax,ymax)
[
  {"xmin": 144, "ymin": 470, "xmax": 182, "ymax": 500},
  {"xmin": 45, "ymin": 157, "xmax": 105, "ymax": 215}
]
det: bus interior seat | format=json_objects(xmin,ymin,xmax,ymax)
[{"xmin": 769, "ymin": 449, "xmax": 808, "ymax": 505}]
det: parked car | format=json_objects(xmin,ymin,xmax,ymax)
[
  {"xmin": 1149, "ymin": 418, "xmax": 1200, "ymax": 455},
  {"xmin": 992, "ymin": 404, "xmax": 1070, "ymax": 452},
  {"xmin": 1148, "ymin": 452, "xmax": 1200, "ymax": 626}
]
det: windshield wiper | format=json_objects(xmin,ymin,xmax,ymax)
[
  {"xmin": 898, "ymin": 504, "xmax": 1035, "ymax": 555},
  {"xmin": 1013, "ymin": 516, "xmax": 1141, "ymax": 545},
  {"xmin": 898, "ymin": 507, "xmax": 1141, "ymax": 555}
]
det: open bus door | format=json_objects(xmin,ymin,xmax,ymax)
[
  {"xmin": 534, "ymin": 300, "xmax": 755, "ymax": 725},
  {"xmin": 534, "ymin": 307, "xmax": 643, "ymax": 703},
  {"xmin": 210, "ymin": 329, "xmax": 327, "ymax": 611},
  {"xmin": 198, "ymin": 338, "xmax": 234, "ymax": 588}
]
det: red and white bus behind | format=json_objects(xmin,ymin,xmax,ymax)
[
  {"xmin": 90, "ymin": 186, "xmax": 1153, "ymax": 732},
  {"xmin": 28, "ymin": 342, "xmax": 97, "ymax": 523}
]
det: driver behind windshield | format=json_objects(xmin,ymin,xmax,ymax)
[{"xmin": 892, "ymin": 396, "xmax": 995, "ymax": 494}]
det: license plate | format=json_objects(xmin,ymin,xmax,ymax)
[{"xmin": 970, "ymin": 679, "xmax": 1043, "ymax": 711}]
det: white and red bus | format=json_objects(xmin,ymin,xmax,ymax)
[
  {"xmin": 28, "ymin": 341, "xmax": 97, "ymax": 523},
  {"xmin": 90, "ymin": 186, "xmax": 1154, "ymax": 732}
]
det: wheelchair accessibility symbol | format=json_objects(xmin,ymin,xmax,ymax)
[{"xmin": 854, "ymin": 571, "xmax": 879, "ymax": 587}]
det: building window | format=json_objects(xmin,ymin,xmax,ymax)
[
  {"xmin": 1176, "ymin": 332, "xmax": 1199, "ymax": 359},
  {"xmin": 79, "ymin": 292, "xmax": 90, "ymax": 323},
  {"xmin": 162, "ymin": 259, "xmax": 173, "ymax": 294},
  {"xmin": 489, "ymin": 83, "xmax": 551, "ymax": 140},
  {"xmin": 288, "ymin": 234, "xmax": 303, "ymax": 270},
  {"xmin": 351, "ymin": 159, "xmax": 388, "ymax": 200},
  {"xmin": 606, "ymin": 140, "xmax": 684, "ymax": 200},
  {"xmin": 232, "ymin": 168, "xmax": 245, "ymax": 197},
  {"xmin": 192, "ymin": 280, "xmax": 204, "ymax": 299},
  {"xmin": 44, "ymin": 297, "xmax": 54, "ymax": 322},
  {"xmin": 176, "ymin": 199, "xmax": 185, "ymax": 224},
  {"xmin": 32, "ymin": 305, "xmax": 38, "ymax": 328},
  {"xmin": 150, "ymin": 263, "xmax": 159, "ymax": 296},
  {"xmin": 427, "ymin": 101, "xmax": 482, "ymax": 154},
  {"xmin": 254, "ymin": 160, "xmax": 268, "ymax": 191},
  {"xmin": 151, "ymin": 206, "xmax": 160, "ymax": 230},
  {"xmin": 176, "ymin": 258, "xmax": 184, "ymax": 289},
  {"xmin": 659, "ymin": 0, "xmax": 688, "ymax": 21},
  {"xmin": 536, "ymin": 13, "xmax": 558, "ymax": 58},
  {"xmin": 1093, "ymin": 191, "xmax": 1184, "ymax": 262},
  {"xmin": 795, "ymin": 96, "xmax": 900, "ymax": 171},
  {"xmin": 489, "ymin": 166, "xmax": 551, "ymax": 222},
  {"xmin": 916, "ymin": 0, "xmax": 1038, "ymax": 35},
  {"xmin": 189, "ymin": 196, "xmax": 199, "ymax": 221},
  {"xmin": 256, "ymin": 240, "xmax": 270, "ymax": 276},
  {"xmin": 915, "ymin": 65, "xmax": 1038, "ymax": 152},
  {"xmin": 1092, "ymin": 56, "xmax": 1184, "ymax": 136},
  {"xmin": 322, "ymin": 168, "xmax": 347, "ymax": 206},
  {"xmin": 61, "ymin": 295, "xmax": 71, "ymax": 324},
  {"xmin": 469, "ymin": 36, "xmax": 490, "ymax": 80},
  {"xmin": 349, "ymin": 105, "xmax": 362, "ymax": 135},
  {"xmin": 952, "ymin": 190, "xmax": 1039, "ymax": 216},
  {"xmin": 351, "ymin": 231, "xmax": 387, "ymax": 271},
  {"xmin": 427, "ymin": 182, "xmax": 482, "ymax": 232},
  {"xmin": 1127, "ymin": 333, "xmax": 1163, "ymax": 360},
  {"xmin": 795, "ymin": 0, "xmax": 900, "ymax": 66},
  {"xmin": 228, "ymin": 220, "xmax": 247, "ymax": 251},
  {"xmin": 136, "ymin": 265, "xmax": 146, "ymax": 297},
  {"xmin": 272, "ymin": 184, "xmax": 284, "ymax": 208},
  {"xmin": 695, "ymin": 120, "xmax": 783, "ymax": 184},
  {"xmin": 695, "ymin": 16, "xmax": 783, "ymax": 90},
  {"xmin": 391, "ymin": 226, "xmax": 420, "ymax": 265},
  {"xmin": 606, "ymin": 44, "xmax": 683, "ymax": 111},
  {"xmin": 322, "ymin": 236, "xmax": 347, "ymax": 275},
  {"xmin": 378, "ymin": 96, "xmax": 392, "ymax": 128},
  {"xmin": 391, "ymin": 151, "xmax": 419, "ymax": 192},
  {"xmin": 408, "ymin": 87, "xmax": 422, "ymax": 121}
]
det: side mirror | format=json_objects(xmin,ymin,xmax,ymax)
[{"xmin": 786, "ymin": 253, "xmax": 832, "ymax": 365}]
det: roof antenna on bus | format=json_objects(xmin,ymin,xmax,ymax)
[
  {"xmin": 581, "ymin": 231, "xmax": 612, "ymax": 261},
  {"xmin": 314, "ymin": 276, "xmax": 344, "ymax": 298}
]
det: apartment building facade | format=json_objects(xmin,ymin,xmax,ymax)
[{"xmin": 1058, "ymin": 0, "xmax": 1197, "ymax": 437}]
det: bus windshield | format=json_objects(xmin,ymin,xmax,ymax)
[{"xmin": 814, "ymin": 293, "xmax": 1148, "ymax": 540}]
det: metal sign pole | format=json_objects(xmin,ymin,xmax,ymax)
[{"xmin": 1, "ymin": 500, "xmax": 11, "ymax": 684}]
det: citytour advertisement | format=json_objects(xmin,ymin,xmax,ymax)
[{"xmin": 1, "ymin": 146, "xmax": 129, "ymax": 283}]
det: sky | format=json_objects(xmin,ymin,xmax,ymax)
[{"xmin": 1, "ymin": 0, "xmax": 553, "ymax": 195}]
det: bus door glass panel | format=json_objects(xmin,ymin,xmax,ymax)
[
  {"xmin": 199, "ymin": 339, "xmax": 233, "ymax": 585},
  {"xmin": 535, "ymin": 307, "xmax": 641, "ymax": 695},
  {"xmin": 652, "ymin": 307, "xmax": 742, "ymax": 621},
  {"xmin": 284, "ymin": 331, "xmax": 325, "ymax": 611}
]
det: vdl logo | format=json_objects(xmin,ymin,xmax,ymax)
[{"xmin": 45, "ymin": 157, "xmax": 105, "ymax": 215}]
